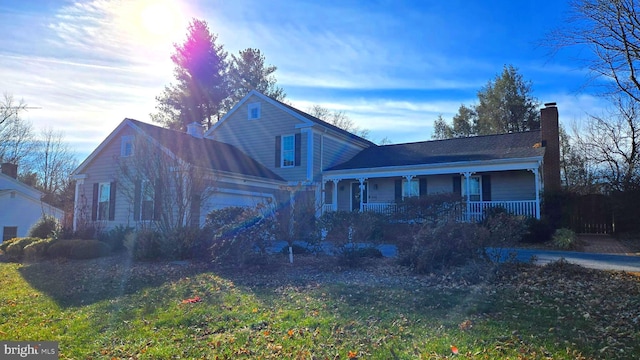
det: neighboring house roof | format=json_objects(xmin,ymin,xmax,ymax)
[
  {"xmin": 328, "ymin": 130, "xmax": 545, "ymax": 171},
  {"xmin": 0, "ymin": 173, "xmax": 65, "ymax": 217},
  {"xmin": 128, "ymin": 119, "xmax": 285, "ymax": 181},
  {"xmin": 206, "ymin": 90, "xmax": 376, "ymax": 147}
]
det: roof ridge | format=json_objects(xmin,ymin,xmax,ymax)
[
  {"xmin": 261, "ymin": 94, "xmax": 376, "ymax": 146},
  {"xmin": 378, "ymin": 129, "xmax": 541, "ymax": 148}
]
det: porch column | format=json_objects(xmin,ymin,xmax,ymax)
[
  {"xmin": 529, "ymin": 168, "xmax": 541, "ymax": 219},
  {"xmin": 332, "ymin": 179, "xmax": 339, "ymax": 211},
  {"xmin": 72, "ymin": 177, "xmax": 85, "ymax": 231},
  {"xmin": 462, "ymin": 172, "xmax": 472, "ymax": 221},
  {"xmin": 358, "ymin": 177, "xmax": 366, "ymax": 212}
]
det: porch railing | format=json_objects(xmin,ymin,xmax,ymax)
[
  {"xmin": 323, "ymin": 200, "xmax": 538, "ymax": 220},
  {"xmin": 362, "ymin": 202, "xmax": 397, "ymax": 215},
  {"xmin": 466, "ymin": 200, "xmax": 537, "ymax": 221}
]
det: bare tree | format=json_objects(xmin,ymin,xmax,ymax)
[
  {"xmin": 30, "ymin": 128, "xmax": 78, "ymax": 205},
  {"xmin": 559, "ymin": 124, "xmax": 599, "ymax": 193},
  {"xmin": 573, "ymin": 95, "xmax": 640, "ymax": 191},
  {"xmin": 552, "ymin": 0, "xmax": 640, "ymax": 102},
  {"xmin": 307, "ymin": 105, "xmax": 370, "ymax": 139},
  {"xmin": 0, "ymin": 93, "xmax": 34, "ymax": 166},
  {"xmin": 1, "ymin": 92, "xmax": 26, "ymax": 126},
  {"xmin": 117, "ymin": 136, "xmax": 214, "ymax": 232}
]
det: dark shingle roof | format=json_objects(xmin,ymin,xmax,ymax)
[
  {"xmin": 128, "ymin": 119, "xmax": 284, "ymax": 181},
  {"xmin": 328, "ymin": 130, "xmax": 545, "ymax": 171}
]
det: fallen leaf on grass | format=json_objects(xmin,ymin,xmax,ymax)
[
  {"xmin": 181, "ymin": 295, "xmax": 201, "ymax": 304},
  {"xmin": 348, "ymin": 350, "xmax": 358, "ymax": 358}
]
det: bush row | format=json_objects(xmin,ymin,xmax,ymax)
[{"xmin": 1, "ymin": 237, "xmax": 112, "ymax": 261}]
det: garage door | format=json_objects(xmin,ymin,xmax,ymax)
[{"xmin": 200, "ymin": 191, "xmax": 274, "ymax": 225}]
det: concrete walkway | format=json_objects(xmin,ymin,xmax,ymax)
[{"xmin": 490, "ymin": 247, "xmax": 640, "ymax": 272}]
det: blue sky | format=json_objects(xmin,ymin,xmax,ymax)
[{"xmin": 0, "ymin": 0, "xmax": 606, "ymax": 159}]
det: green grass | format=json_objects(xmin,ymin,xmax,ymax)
[{"xmin": 0, "ymin": 256, "xmax": 638, "ymax": 359}]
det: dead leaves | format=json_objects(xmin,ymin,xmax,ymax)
[{"xmin": 180, "ymin": 295, "xmax": 202, "ymax": 304}]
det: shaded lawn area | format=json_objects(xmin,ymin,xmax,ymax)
[{"xmin": 0, "ymin": 255, "xmax": 639, "ymax": 359}]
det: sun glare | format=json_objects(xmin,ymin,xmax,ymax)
[
  {"xmin": 140, "ymin": 1, "xmax": 178, "ymax": 36},
  {"xmin": 120, "ymin": 0, "xmax": 187, "ymax": 46}
]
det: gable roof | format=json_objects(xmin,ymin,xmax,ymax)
[
  {"xmin": 0, "ymin": 172, "xmax": 65, "ymax": 215},
  {"xmin": 0, "ymin": 172, "xmax": 44, "ymax": 200},
  {"xmin": 328, "ymin": 130, "xmax": 545, "ymax": 171},
  {"xmin": 74, "ymin": 119, "xmax": 284, "ymax": 182},
  {"xmin": 206, "ymin": 90, "xmax": 376, "ymax": 147}
]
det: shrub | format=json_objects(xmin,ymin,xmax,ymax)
[
  {"xmin": 340, "ymin": 246, "xmax": 383, "ymax": 267},
  {"xmin": 392, "ymin": 193, "xmax": 463, "ymax": 225},
  {"xmin": 522, "ymin": 217, "xmax": 554, "ymax": 243},
  {"xmin": 319, "ymin": 211, "xmax": 387, "ymax": 264},
  {"xmin": 0, "ymin": 237, "xmax": 20, "ymax": 252},
  {"xmin": 23, "ymin": 238, "xmax": 57, "ymax": 261},
  {"xmin": 124, "ymin": 229, "xmax": 163, "ymax": 261},
  {"xmin": 552, "ymin": 228, "xmax": 577, "ymax": 250},
  {"xmin": 206, "ymin": 205, "xmax": 277, "ymax": 265},
  {"xmin": 4, "ymin": 237, "xmax": 40, "ymax": 261},
  {"xmin": 399, "ymin": 218, "xmax": 489, "ymax": 273},
  {"xmin": 98, "ymin": 225, "xmax": 133, "ymax": 252},
  {"xmin": 28, "ymin": 216, "xmax": 60, "ymax": 239},
  {"xmin": 47, "ymin": 239, "xmax": 112, "ymax": 259},
  {"xmin": 162, "ymin": 226, "xmax": 205, "ymax": 260},
  {"xmin": 381, "ymin": 223, "xmax": 416, "ymax": 252},
  {"xmin": 482, "ymin": 208, "xmax": 527, "ymax": 247}
]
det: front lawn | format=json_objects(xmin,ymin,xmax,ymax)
[{"xmin": 0, "ymin": 255, "xmax": 638, "ymax": 359}]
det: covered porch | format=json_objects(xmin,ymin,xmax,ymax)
[{"xmin": 321, "ymin": 158, "xmax": 543, "ymax": 221}]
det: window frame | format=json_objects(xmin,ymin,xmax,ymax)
[
  {"xmin": 402, "ymin": 178, "xmax": 419, "ymax": 199},
  {"xmin": 281, "ymin": 134, "xmax": 295, "ymax": 168},
  {"xmin": 140, "ymin": 180, "xmax": 155, "ymax": 221},
  {"xmin": 97, "ymin": 182, "xmax": 111, "ymax": 220},
  {"xmin": 247, "ymin": 102, "xmax": 261, "ymax": 120},
  {"xmin": 462, "ymin": 175, "xmax": 482, "ymax": 201},
  {"xmin": 121, "ymin": 135, "xmax": 134, "ymax": 157}
]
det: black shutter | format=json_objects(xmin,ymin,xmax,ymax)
[
  {"xmin": 419, "ymin": 178, "xmax": 427, "ymax": 197},
  {"xmin": 275, "ymin": 135, "xmax": 281, "ymax": 168},
  {"xmin": 108, "ymin": 182, "xmax": 116, "ymax": 221},
  {"xmin": 453, "ymin": 176, "xmax": 461, "ymax": 196},
  {"xmin": 294, "ymin": 133, "xmax": 301, "ymax": 166},
  {"xmin": 394, "ymin": 179, "xmax": 402, "ymax": 202},
  {"xmin": 482, "ymin": 175, "xmax": 491, "ymax": 201},
  {"xmin": 91, "ymin": 183, "xmax": 98, "ymax": 221},
  {"xmin": 133, "ymin": 180, "xmax": 141, "ymax": 221},
  {"xmin": 154, "ymin": 179, "xmax": 163, "ymax": 221}
]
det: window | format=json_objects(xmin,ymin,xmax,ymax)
[
  {"xmin": 2, "ymin": 226, "xmax": 17, "ymax": 242},
  {"xmin": 141, "ymin": 180, "xmax": 154, "ymax": 221},
  {"xmin": 402, "ymin": 178, "xmax": 419, "ymax": 198},
  {"xmin": 281, "ymin": 135, "xmax": 295, "ymax": 167},
  {"xmin": 247, "ymin": 102, "xmax": 261, "ymax": 120},
  {"xmin": 462, "ymin": 176, "xmax": 481, "ymax": 201},
  {"xmin": 98, "ymin": 182, "xmax": 111, "ymax": 220},
  {"xmin": 121, "ymin": 135, "xmax": 134, "ymax": 157}
]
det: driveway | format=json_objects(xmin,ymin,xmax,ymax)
[{"xmin": 489, "ymin": 247, "xmax": 640, "ymax": 272}]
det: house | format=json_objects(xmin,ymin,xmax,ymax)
[
  {"xmin": 321, "ymin": 103, "xmax": 560, "ymax": 221},
  {"xmin": 0, "ymin": 163, "xmax": 65, "ymax": 242},
  {"xmin": 71, "ymin": 90, "xmax": 560, "ymax": 231}
]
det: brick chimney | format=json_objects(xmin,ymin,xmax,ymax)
[
  {"xmin": 540, "ymin": 103, "xmax": 561, "ymax": 192},
  {"xmin": 186, "ymin": 122, "xmax": 204, "ymax": 139},
  {"xmin": 1, "ymin": 163, "xmax": 18, "ymax": 179}
]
